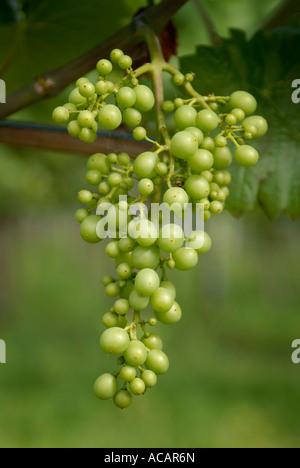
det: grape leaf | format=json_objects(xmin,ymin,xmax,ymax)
[{"xmin": 180, "ymin": 28, "xmax": 300, "ymax": 219}]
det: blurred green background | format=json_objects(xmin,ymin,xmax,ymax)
[{"xmin": 0, "ymin": 0, "xmax": 300, "ymax": 449}]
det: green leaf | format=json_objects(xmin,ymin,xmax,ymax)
[{"xmin": 180, "ymin": 28, "xmax": 300, "ymax": 219}]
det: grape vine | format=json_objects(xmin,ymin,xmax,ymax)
[{"xmin": 53, "ymin": 33, "xmax": 268, "ymax": 409}]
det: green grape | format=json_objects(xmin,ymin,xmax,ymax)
[
  {"xmin": 98, "ymin": 181, "xmax": 111, "ymax": 195},
  {"xmin": 228, "ymin": 91, "xmax": 257, "ymax": 116},
  {"xmin": 108, "ymin": 153, "xmax": 118, "ymax": 164},
  {"xmin": 188, "ymin": 231, "xmax": 212, "ymax": 254},
  {"xmin": 86, "ymin": 170, "xmax": 102, "ymax": 186},
  {"xmin": 68, "ymin": 87, "xmax": 87, "ymax": 107},
  {"xmin": 213, "ymin": 146, "xmax": 233, "ymax": 170},
  {"xmin": 133, "ymin": 152, "xmax": 159, "ymax": 179},
  {"xmin": 124, "ymin": 340, "xmax": 148, "ymax": 367},
  {"xmin": 173, "ymin": 248, "xmax": 199, "ymax": 271},
  {"xmin": 173, "ymin": 73, "xmax": 185, "ymax": 86},
  {"xmin": 210, "ymin": 200, "xmax": 224, "ymax": 215},
  {"xmin": 114, "ymin": 299, "xmax": 130, "ymax": 316},
  {"xmin": 185, "ymin": 175, "xmax": 210, "ymax": 200},
  {"xmin": 88, "ymin": 153, "xmax": 111, "ymax": 174},
  {"xmin": 79, "ymin": 128, "xmax": 97, "ymax": 143},
  {"xmin": 98, "ymin": 105, "xmax": 122, "ymax": 131},
  {"xmin": 115, "ymin": 252, "xmax": 132, "ymax": 268},
  {"xmin": 156, "ymin": 162, "xmax": 168, "ymax": 176},
  {"xmin": 201, "ymin": 171, "xmax": 214, "ymax": 183},
  {"xmin": 103, "ymin": 312, "xmax": 119, "ymax": 328},
  {"xmin": 122, "ymin": 177, "xmax": 135, "ymax": 190},
  {"xmin": 162, "ymin": 101, "xmax": 175, "ymax": 113},
  {"xmin": 110, "ymin": 49, "xmax": 124, "ymax": 63},
  {"xmin": 120, "ymin": 365, "xmax": 136, "ymax": 382},
  {"xmin": 108, "ymin": 172, "xmax": 123, "ymax": 187},
  {"xmin": 95, "ymin": 80, "xmax": 109, "ymax": 96},
  {"xmin": 134, "ymin": 85, "xmax": 155, "ymax": 112},
  {"xmin": 53, "ymin": 106, "xmax": 70, "ymax": 124},
  {"xmin": 146, "ymin": 350, "xmax": 169, "ymax": 375},
  {"xmin": 188, "ymin": 149, "xmax": 214, "ymax": 173},
  {"xmin": 141, "ymin": 334, "xmax": 163, "ymax": 350},
  {"xmin": 114, "ymin": 390, "xmax": 132, "ymax": 409},
  {"xmin": 186, "ymin": 127, "xmax": 204, "ymax": 145},
  {"xmin": 213, "ymin": 171, "xmax": 226, "ymax": 186},
  {"xmin": 106, "ymin": 241, "xmax": 121, "ymax": 259},
  {"xmin": 174, "ymin": 105, "xmax": 197, "ymax": 130},
  {"xmin": 134, "ymin": 220, "xmax": 158, "ymax": 247},
  {"xmin": 94, "ymin": 374, "xmax": 118, "ymax": 400},
  {"xmin": 163, "ymin": 187, "xmax": 189, "ymax": 209},
  {"xmin": 131, "ymin": 245, "xmax": 160, "ymax": 270},
  {"xmin": 157, "ymin": 224, "xmax": 185, "ymax": 253},
  {"xmin": 76, "ymin": 77, "xmax": 89, "ymax": 87},
  {"xmin": 129, "ymin": 289, "xmax": 150, "ymax": 311},
  {"xmin": 201, "ymin": 137, "xmax": 215, "ymax": 152},
  {"xmin": 235, "ymin": 145, "xmax": 259, "ymax": 167},
  {"xmin": 130, "ymin": 378, "xmax": 146, "ymax": 396},
  {"xmin": 106, "ymin": 282, "xmax": 120, "ymax": 298},
  {"xmin": 119, "ymin": 238, "xmax": 136, "ymax": 253},
  {"xmin": 79, "ymin": 82, "xmax": 95, "ymax": 98},
  {"xmin": 133, "ymin": 127, "xmax": 147, "ymax": 141},
  {"xmin": 116, "ymin": 87, "xmax": 136, "ymax": 109},
  {"xmin": 117, "ymin": 263, "xmax": 133, "ymax": 280},
  {"xmin": 138, "ymin": 178, "xmax": 154, "ymax": 197},
  {"xmin": 231, "ymin": 108, "xmax": 245, "ymax": 122},
  {"xmin": 118, "ymin": 153, "xmax": 131, "ymax": 167},
  {"xmin": 242, "ymin": 116, "xmax": 268, "ymax": 139},
  {"xmin": 204, "ymin": 211, "xmax": 211, "ymax": 221},
  {"xmin": 135, "ymin": 269, "xmax": 160, "ymax": 297},
  {"xmin": 209, "ymin": 102, "xmax": 219, "ymax": 112},
  {"xmin": 63, "ymin": 103, "xmax": 77, "ymax": 114},
  {"xmin": 160, "ymin": 281, "xmax": 176, "ymax": 300},
  {"xmin": 80, "ymin": 215, "xmax": 101, "ymax": 244},
  {"xmin": 151, "ymin": 288, "xmax": 174, "ymax": 313},
  {"xmin": 170, "ymin": 131, "xmax": 198, "ymax": 160},
  {"xmin": 120, "ymin": 281, "xmax": 135, "ymax": 300},
  {"xmin": 196, "ymin": 109, "xmax": 219, "ymax": 133},
  {"xmin": 100, "ymin": 327, "xmax": 130, "ymax": 355},
  {"xmin": 102, "ymin": 275, "xmax": 114, "ymax": 287},
  {"xmin": 225, "ymin": 114, "xmax": 237, "ymax": 126},
  {"xmin": 68, "ymin": 120, "xmax": 81, "ymax": 137},
  {"xmin": 75, "ymin": 208, "xmax": 89, "ymax": 224},
  {"xmin": 155, "ymin": 302, "xmax": 182, "ymax": 325},
  {"xmin": 123, "ymin": 108, "xmax": 142, "ymax": 128},
  {"xmin": 174, "ymin": 98, "xmax": 184, "ymax": 108},
  {"xmin": 142, "ymin": 370, "xmax": 157, "ymax": 388},
  {"xmin": 214, "ymin": 136, "xmax": 227, "ymax": 148},
  {"xmin": 118, "ymin": 55, "xmax": 133, "ymax": 70},
  {"xmin": 185, "ymin": 73, "xmax": 195, "ymax": 82},
  {"xmin": 97, "ymin": 59, "xmax": 113, "ymax": 76}
]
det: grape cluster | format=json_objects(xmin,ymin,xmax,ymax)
[{"xmin": 53, "ymin": 49, "xmax": 268, "ymax": 409}]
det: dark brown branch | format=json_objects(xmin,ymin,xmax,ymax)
[
  {"xmin": 260, "ymin": 0, "xmax": 299, "ymax": 31},
  {"xmin": 193, "ymin": 0, "xmax": 223, "ymax": 47},
  {"xmin": 0, "ymin": 0, "xmax": 189, "ymax": 120},
  {"xmin": 0, "ymin": 123, "xmax": 150, "ymax": 156}
]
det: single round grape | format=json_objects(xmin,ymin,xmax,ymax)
[
  {"xmin": 108, "ymin": 172, "xmax": 123, "ymax": 187},
  {"xmin": 155, "ymin": 302, "xmax": 182, "ymax": 325},
  {"xmin": 242, "ymin": 116, "xmax": 268, "ymax": 138},
  {"xmin": 213, "ymin": 171, "xmax": 226, "ymax": 186},
  {"xmin": 174, "ymin": 98, "xmax": 185, "ymax": 108},
  {"xmin": 213, "ymin": 146, "xmax": 233, "ymax": 170},
  {"xmin": 160, "ymin": 281, "xmax": 176, "ymax": 300},
  {"xmin": 185, "ymin": 175, "xmax": 210, "ymax": 200},
  {"xmin": 79, "ymin": 82, "xmax": 95, "ymax": 98},
  {"xmin": 186, "ymin": 127, "xmax": 204, "ymax": 145},
  {"xmin": 231, "ymin": 108, "xmax": 246, "ymax": 122},
  {"xmin": 151, "ymin": 288, "xmax": 174, "ymax": 313},
  {"xmin": 120, "ymin": 280, "xmax": 134, "ymax": 300},
  {"xmin": 100, "ymin": 327, "xmax": 130, "ymax": 355},
  {"xmin": 201, "ymin": 137, "xmax": 215, "ymax": 152},
  {"xmin": 76, "ymin": 77, "xmax": 89, "ymax": 87},
  {"xmin": 129, "ymin": 378, "xmax": 146, "ymax": 395},
  {"xmin": 138, "ymin": 178, "xmax": 154, "ymax": 197},
  {"xmin": 80, "ymin": 215, "xmax": 101, "ymax": 244},
  {"xmin": 88, "ymin": 153, "xmax": 111, "ymax": 174},
  {"xmin": 134, "ymin": 85, "xmax": 155, "ymax": 112},
  {"xmin": 174, "ymin": 105, "xmax": 197, "ymax": 130},
  {"xmin": 214, "ymin": 136, "xmax": 227, "ymax": 148},
  {"xmin": 129, "ymin": 289, "xmax": 150, "ymax": 311},
  {"xmin": 110, "ymin": 49, "xmax": 124, "ymax": 63},
  {"xmin": 98, "ymin": 105, "xmax": 122, "ymax": 131},
  {"xmin": 106, "ymin": 282, "xmax": 120, "ymax": 298},
  {"xmin": 235, "ymin": 145, "xmax": 259, "ymax": 167},
  {"xmin": 114, "ymin": 390, "xmax": 132, "ymax": 409},
  {"xmin": 210, "ymin": 200, "xmax": 224, "ymax": 215},
  {"xmin": 68, "ymin": 120, "xmax": 81, "ymax": 138},
  {"xmin": 123, "ymin": 108, "xmax": 142, "ymax": 128},
  {"xmin": 94, "ymin": 374, "xmax": 118, "ymax": 400},
  {"xmin": 78, "ymin": 110, "xmax": 95, "ymax": 128},
  {"xmin": 157, "ymin": 224, "xmax": 184, "ymax": 253},
  {"xmin": 106, "ymin": 241, "xmax": 121, "ymax": 259},
  {"xmin": 163, "ymin": 187, "xmax": 189, "ymax": 209},
  {"xmin": 196, "ymin": 109, "xmax": 219, "ymax": 133},
  {"xmin": 173, "ymin": 248, "xmax": 199, "ymax": 271},
  {"xmin": 170, "ymin": 131, "xmax": 198, "ymax": 160},
  {"xmin": 86, "ymin": 170, "xmax": 102, "ymax": 186},
  {"xmin": 68, "ymin": 87, "xmax": 87, "ymax": 107},
  {"xmin": 77, "ymin": 189, "xmax": 93, "ymax": 204},
  {"xmin": 95, "ymin": 80, "xmax": 109, "ymax": 95},
  {"xmin": 103, "ymin": 312, "xmax": 119, "ymax": 328},
  {"xmin": 119, "ymin": 238, "xmax": 135, "ymax": 253},
  {"xmin": 146, "ymin": 350, "xmax": 169, "ymax": 375},
  {"xmin": 173, "ymin": 73, "xmax": 185, "ymax": 86},
  {"xmin": 102, "ymin": 275, "xmax": 114, "ymax": 287},
  {"xmin": 98, "ymin": 181, "xmax": 111, "ymax": 195},
  {"xmin": 225, "ymin": 114, "xmax": 237, "ymax": 126},
  {"xmin": 97, "ymin": 59, "xmax": 113, "ymax": 76},
  {"xmin": 142, "ymin": 370, "xmax": 157, "ymax": 388},
  {"xmin": 141, "ymin": 334, "xmax": 163, "ymax": 350},
  {"xmin": 122, "ymin": 177, "xmax": 135, "ymax": 189},
  {"xmin": 155, "ymin": 162, "xmax": 167, "ymax": 176},
  {"xmin": 53, "ymin": 106, "xmax": 69, "ymax": 124},
  {"xmin": 120, "ymin": 365, "xmax": 136, "ymax": 382},
  {"xmin": 108, "ymin": 153, "xmax": 118, "ymax": 164},
  {"xmin": 188, "ymin": 149, "xmax": 214, "ymax": 173},
  {"xmin": 131, "ymin": 246, "xmax": 160, "ymax": 270},
  {"xmin": 75, "ymin": 208, "xmax": 89, "ymax": 224},
  {"xmin": 118, "ymin": 55, "xmax": 133, "ymax": 70},
  {"xmin": 135, "ymin": 269, "xmax": 160, "ymax": 297},
  {"xmin": 153, "ymin": 175, "xmax": 162, "ymax": 186},
  {"xmin": 116, "ymin": 87, "xmax": 136, "ymax": 109},
  {"xmin": 189, "ymin": 231, "xmax": 212, "ymax": 254},
  {"xmin": 118, "ymin": 153, "xmax": 131, "ymax": 167},
  {"xmin": 229, "ymin": 91, "xmax": 257, "ymax": 116},
  {"xmin": 162, "ymin": 100, "xmax": 175, "ymax": 113},
  {"xmin": 117, "ymin": 263, "xmax": 132, "ymax": 280},
  {"xmin": 133, "ymin": 126, "xmax": 147, "ymax": 141},
  {"xmin": 79, "ymin": 128, "xmax": 97, "ymax": 144},
  {"xmin": 124, "ymin": 340, "xmax": 148, "ymax": 367},
  {"xmin": 134, "ymin": 220, "xmax": 158, "ymax": 247},
  {"xmin": 114, "ymin": 299, "xmax": 130, "ymax": 316}
]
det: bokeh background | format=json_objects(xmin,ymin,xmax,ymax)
[{"xmin": 0, "ymin": 0, "xmax": 300, "ymax": 448}]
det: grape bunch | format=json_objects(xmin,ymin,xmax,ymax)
[{"xmin": 53, "ymin": 48, "xmax": 268, "ymax": 409}]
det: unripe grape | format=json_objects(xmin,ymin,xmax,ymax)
[
  {"xmin": 235, "ymin": 145, "xmax": 259, "ymax": 167},
  {"xmin": 86, "ymin": 170, "xmax": 102, "ymax": 186},
  {"xmin": 97, "ymin": 59, "xmax": 113, "ymax": 76},
  {"xmin": 174, "ymin": 98, "xmax": 184, "ymax": 108},
  {"xmin": 167, "ymin": 259, "xmax": 176, "ymax": 269},
  {"xmin": 123, "ymin": 108, "xmax": 142, "ymax": 128},
  {"xmin": 201, "ymin": 171, "xmax": 214, "ymax": 183},
  {"xmin": 151, "ymin": 288, "xmax": 174, "ymax": 313},
  {"xmin": 80, "ymin": 215, "xmax": 101, "ymax": 244},
  {"xmin": 173, "ymin": 248, "xmax": 199, "ymax": 271},
  {"xmin": 201, "ymin": 137, "xmax": 215, "ymax": 152},
  {"xmin": 75, "ymin": 208, "xmax": 89, "ymax": 224},
  {"xmin": 94, "ymin": 374, "xmax": 118, "ymax": 400},
  {"xmin": 214, "ymin": 136, "xmax": 227, "ymax": 148},
  {"xmin": 225, "ymin": 114, "xmax": 237, "ymax": 126},
  {"xmin": 135, "ymin": 269, "xmax": 160, "ymax": 297},
  {"xmin": 106, "ymin": 282, "xmax": 120, "ymax": 298},
  {"xmin": 242, "ymin": 116, "xmax": 268, "ymax": 138},
  {"xmin": 114, "ymin": 390, "xmax": 132, "ymax": 409},
  {"xmin": 196, "ymin": 109, "xmax": 219, "ymax": 133},
  {"xmin": 76, "ymin": 77, "xmax": 89, "ymax": 87},
  {"xmin": 213, "ymin": 146, "xmax": 233, "ymax": 170},
  {"xmin": 141, "ymin": 334, "xmax": 163, "ymax": 350},
  {"xmin": 124, "ymin": 340, "xmax": 148, "ymax": 367},
  {"xmin": 210, "ymin": 200, "xmax": 224, "ymax": 215},
  {"xmin": 158, "ymin": 224, "xmax": 184, "ymax": 253},
  {"xmin": 69, "ymin": 87, "xmax": 87, "ymax": 107},
  {"xmin": 153, "ymin": 175, "xmax": 162, "ymax": 186},
  {"xmin": 106, "ymin": 241, "xmax": 121, "ymax": 259},
  {"xmin": 185, "ymin": 127, "xmax": 204, "ymax": 145},
  {"xmin": 138, "ymin": 178, "xmax": 154, "ymax": 197},
  {"xmin": 108, "ymin": 153, "xmax": 118, "ymax": 164},
  {"xmin": 116, "ymin": 87, "xmax": 136, "ymax": 109},
  {"xmin": 114, "ymin": 299, "xmax": 130, "ymax": 316},
  {"xmin": 185, "ymin": 175, "xmax": 210, "ymax": 200},
  {"xmin": 231, "ymin": 108, "xmax": 245, "ymax": 122},
  {"xmin": 133, "ymin": 127, "xmax": 147, "ymax": 141},
  {"xmin": 129, "ymin": 289, "xmax": 150, "ymax": 311},
  {"xmin": 110, "ymin": 49, "xmax": 124, "ymax": 63},
  {"xmin": 131, "ymin": 245, "xmax": 160, "ymax": 270},
  {"xmin": 160, "ymin": 281, "xmax": 176, "ymax": 300},
  {"xmin": 108, "ymin": 172, "xmax": 123, "ymax": 187},
  {"xmin": 156, "ymin": 162, "xmax": 168, "ymax": 176},
  {"xmin": 79, "ymin": 82, "xmax": 95, "ymax": 98},
  {"xmin": 174, "ymin": 105, "xmax": 197, "ymax": 130},
  {"xmin": 88, "ymin": 153, "xmax": 111, "ymax": 174},
  {"xmin": 118, "ymin": 55, "xmax": 133, "ymax": 70},
  {"xmin": 134, "ymin": 85, "xmax": 155, "ymax": 112},
  {"xmin": 120, "ymin": 366, "xmax": 136, "ymax": 382},
  {"xmin": 98, "ymin": 181, "xmax": 111, "ymax": 195},
  {"xmin": 146, "ymin": 350, "xmax": 169, "ymax": 375},
  {"xmin": 116, "ymin": 263, "xmax": 132, "ymax": 280},
  {"xmin": 229, "ymin": 91, "xmax": 257, "ymax": 116},
  {"xmin": 100, "ymin": 327, "xmax": 130, "ymax": 355},
  {"xmin": 188, "ymin": 149, "xmax": 214, "ymax": 173},
  {"xmin": 103, "ymin": 312, "xmax": 119, "ymax": 328},
  {"xmin": 155, "ymin": 302, "xmax": 182, "ymax": 325},
  {"xmin": 133, "ymin": 152, "xmax": 159, "ymax": 179},
  {"xmin": 98, "ymin": 105, "xmax": 122, "ymax": 130},
  {"xmin": 162, "ymin": 101, "xmax": 175, "ymax": 113},
  {"xmin": 119, "ymin": 238, "xmax": 135, "ymax": 253},
  {"xmin": 95, "ymin": 80, "xmax": 109, "ymax": 95},
  {"xmin": 102, "ymin": 275, "xmax": 114, "ymax": 287},
  {"xmin": 79, "ymin": 128, "xmax": 97, "ymax": 143},
  {"xmin": 163, "ymin": 187, "xmax": 189, "ymax": 210},
  {"xmin": 170, "ymin": 131, "xmax": 198, "ymax": 160},
  {"xmin": 77, "ymin": 110, "xmax": 94, "ymax": 128},
  {"xmin": 120, "ymin": 281, "xmax": 134, "ymax": 300},
  {"xmin": 118, "ymin": 153, "xmax": 131, "ymax": 167},
  {"xmin": 188, "ymin": 231, "xmax": 212, "ymax": 254},
  {"xmin": 129, "ymin": 378, "xmax": 146, "ymax": 396},
  {"xmin": 173, "ymin": 73, "xmax": 185, "ymax": 86},
  {"xmin": 68, "ymin": 120, "xmax": 81, "ymax": 138},
  {"xmin": 53, "ymin": 106, "xmax": 70, "ymax": 124},
  {"xmin": 142, "ymin": 370, "xmax": 157, "ymax": 388},
  {"xmin": 204, "ymin": 211, "xmax": 211, "ymax": 221}
]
